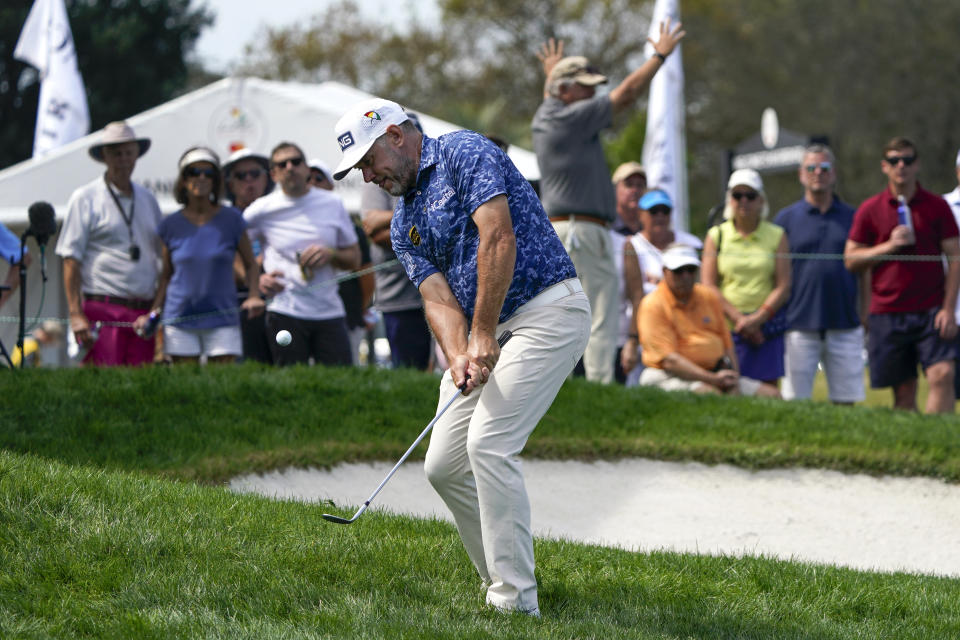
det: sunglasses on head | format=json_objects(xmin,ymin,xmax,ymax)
[
  {"xmin": 884, "ymin": 155, "xmax": 916, "ymax": 167},
  {"xmin": 184, "ymin": 167, "xmax": 216, "ymax": 179},
  {"xmin": 731, "ymin": 190, "xmax": 758, "ymax": 201},
  {"xmin": 805, "ymin": 162, "xmax": 833, "ymax": 173},
  {"xmin": 232, "ymin": 168, "xmax": 264, "ymax": 181},
  {"xmin": 273, "ymin": 157, "xmax": 304, "ymax": 169}
]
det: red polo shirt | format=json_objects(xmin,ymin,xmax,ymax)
[{"xmin": 849, "ymin": 184, "xmax": 958, "ymax": 314}]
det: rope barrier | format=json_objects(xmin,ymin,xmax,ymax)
[{"xmin": 0, "ymin": 259, "xmax": 400, "ymax": 330}]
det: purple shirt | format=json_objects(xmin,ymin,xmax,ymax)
[{"xmin": 158, "ymin": 206, "xmax": 246, "ymax": 329}]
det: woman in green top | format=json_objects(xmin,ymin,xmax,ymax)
[{"xmin": 701, "ymin": 169, "xmax": 791, "ymax": 385}]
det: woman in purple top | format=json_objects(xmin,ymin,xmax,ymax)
[{"xmin": 135, "ymin": 147, "xmax": 264, "ymax": 363}]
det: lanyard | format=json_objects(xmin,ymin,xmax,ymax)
[{"xmin": 104, "ymin": 175, "xmax": 136, "ymax": 245}]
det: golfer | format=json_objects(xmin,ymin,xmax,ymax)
[{"xmin": 333, "ymin": 99, "xmax": 590, "ymax": 616}]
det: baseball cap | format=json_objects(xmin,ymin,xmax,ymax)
[
  {"xmin": 727, "ymin": 168, "xmax": 764, "ymax": 193},
  {"xmin": 548, "ymin": 56, "xmax": 608, "ymax": 86},
  {"xmin": 223, "ymin": 148, "xmax": 268, "ymax": 174},
  {"xmin": 661, "ymin": 244, "xmax": 701, "ymax": 271},
  {"xmin": 612, "ymin": 161, "xmax": 646, "ymax": 184},
  {"xmin": 333, "ymin": 98, "xmax": 410, "ymax": 180},
  {"xmin": 639, "ymin": 189, "xmax": 673, "ymax": 211},
  {"xmin": 308, "ymin": 158, "xmax": 334, "ymax": 183}
]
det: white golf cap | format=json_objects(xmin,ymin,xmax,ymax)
[
  {"xmin": 333, "ymin": 98, "xmax": 410, "ymax": 180},
  {"xmin": 661, "ymin": 244, "xmax": 701, "ymax": 271},
  {"xmin": 727, "ymin": 168, "xmax": 764, "ymax": 193},
  {"xmin": 308, "ymin": 158, "xmax": 333, "ymax": 183},
  {"xmin": 178, "ymin": 146, "xmax": 220, "ymax": 172}
]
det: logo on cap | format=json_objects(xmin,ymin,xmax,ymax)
[
  {"xmin": 338, "ymin": 132, "xmax": 355, "ymax": 150},
  {"xmin": 361, "ymin": 111, "xmax": 383, "ymax": 128},
  {"xmin": 408, "ymin": 225, "xmax": 421, "ymax": 246}
]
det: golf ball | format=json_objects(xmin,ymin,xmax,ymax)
[{"xmin": 276, "ymin": 330, "xmax": 292, "ymax": 346}]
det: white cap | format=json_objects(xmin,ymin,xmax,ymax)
[
  {"xmin": 308, "ymin": 158, "xmax": 334, "ymax": 183},
  {"xmin": 178, "ymin": 146, "xmax": 220, "ymax": 172},
  {"xmin": 224, "ymin": 148, "xmax": 268, "ymax": 174},
  {"xmin": 333, "ymin": 98, "xmax": 410, "ymax": 180},
  {"xmin": 727, "ymin": 168, "xmax": 764, "ymax": 193},
  {"xmin": 662, "ymin": 244, "xmax": 701, "ymax": 271}
]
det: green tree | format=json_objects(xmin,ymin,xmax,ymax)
[{"xmin": 0, "ymin": 0, "xmax": 213, "ymax": 170}]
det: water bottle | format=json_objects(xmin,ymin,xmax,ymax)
[
  {"xmin": 896, "ymin": 195, "xmax": 915, "ymax": 245},
  {"xmin": 136, "ymin": 310, "xmax": 162, "ymax": 338},
  {"xmin": 72, "ymin": 322, "xmax": 101, "ymax": 363}
]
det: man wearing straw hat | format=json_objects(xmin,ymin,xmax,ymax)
[{"xmin": 55, "ymin": 121, "xmax": 163, "ymax": 366}]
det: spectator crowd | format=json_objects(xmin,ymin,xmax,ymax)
[{"xmin": 3, "ymin": 30, "xmax": 960, "ymax": 416}]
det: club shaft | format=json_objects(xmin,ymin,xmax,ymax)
[{"xmin": 354, "ymin": 388, "xmax": 462, "ymax": 513}]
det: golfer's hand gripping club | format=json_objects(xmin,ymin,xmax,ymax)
[{"xmin": 321, "ymin": 330, "xmax": 513, "ymax": 525}]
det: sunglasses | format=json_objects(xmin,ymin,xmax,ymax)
[
  {"xmin": 273, "ymin": 157, "xmax": 304, "ymax": 169},
  {"xmin": 232, "ymin": 168, "xmax": 264, "ymax": 181},
  {"xmin": 731, "ymin": 190, "xmax": 759, "ymax": 201},
  {"xmin": 184, "ymin": 167, "xmax": 216, "ymax": 179},
  {"xmin": 804, "ymin": 162, "xmax": 833, "ymax": 173},
  {"xmin": 670, "ymin": 265, "xmax": 698, "ymax": 275},
  {"xmin": 884, "ymin": 155, "xmax": 916, "ymax": 166},
  {"xmin": 648, "ymin": 206, "xmax": 671, "ymax": 216}
]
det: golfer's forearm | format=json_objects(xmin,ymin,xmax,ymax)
[
  {"xmin": 420, "ymin": 273, "xmax": 469, "ymax": 362},
  {"xmin": 609, "ymin": 58, "xmax": 662, "ymax": 112}
]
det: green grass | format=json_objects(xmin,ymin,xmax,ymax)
[
  {"xmin": 2, "ymin": 449, "xmax": 958, "ymax": 639},
  {"xmin": 2, "ymin": 364, "xmax": 959, "ymax": 638},
  {"xmin": 2, "ymin": 364, "xmax": 959, "ymax": 483}
]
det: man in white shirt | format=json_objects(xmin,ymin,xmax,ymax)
[
  {"xmin": 244, "ymin": 142, "xmax": 361, "ymax": 366},
  {"xmin": 942, "ymin": 148, "xmax": 960, "ymax": 400},
  {"xmin": 55, "ymin": 121, "xmax": 163, "ymax": 366}
]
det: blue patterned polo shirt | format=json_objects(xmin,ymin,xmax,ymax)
[{"xmin": 391, "ymin": 130, "xmax": 576, "ymax": 323}]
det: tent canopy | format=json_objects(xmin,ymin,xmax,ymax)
[{"xmin": 0, "ymin": 76, "xmax": 541, "ymax": 225}]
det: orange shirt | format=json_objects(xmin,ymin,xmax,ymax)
[{"xmin": 639, "ymin": 281, "xmax": 732, "ymax": 370}]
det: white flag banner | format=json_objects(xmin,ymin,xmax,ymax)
[
  {"xmin": 14, "ymin": 0, "xmax": 90, "ymax": 158},
  {"xmin": 642, "ymin": 0, "xmax": 689, "ymax": 232}
]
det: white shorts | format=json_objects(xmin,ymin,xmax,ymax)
[
  {"xmin": 164, "ymin": 324, "xmax": 242, "ymax": 358},
  {"xmin": 782, "ymin": 327, "xmax": 865, "ymax": 402},
  {"xmin": 639, "ymin": 366, "xmax": 763, "ymax": 396}
]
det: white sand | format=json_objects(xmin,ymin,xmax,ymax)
[{"xmin": 229, "ymin": 458, "xmax": 960, "ymax": 578}]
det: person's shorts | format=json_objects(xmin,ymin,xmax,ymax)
[
  {"xmin": 732, "ymin": 332, "xmax": 784, "ymax": 381},
  {"xmin": 639, "ymin": 366, "xmax": 763, "ymax": 396},
  {"xmin": 164, "ymin": 324, "xmax": 242, "ymax": 358},
  {"xmin": 867, "ymin": 310, "xmax": 957, "ymax": 388}
]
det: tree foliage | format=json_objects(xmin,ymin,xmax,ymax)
[{"xmin": 0, "ymin": 0, "xmax": 213, "ymax": 170}]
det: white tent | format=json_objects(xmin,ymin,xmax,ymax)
[{"xmin": 0, "ymin": 77, "xmax": 541, "ymax": 366}]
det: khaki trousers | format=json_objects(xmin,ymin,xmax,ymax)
[
  {"xmin": 424, "ymin": 280, "xmax": 591, "ymax": 612},
  {"xmin": 551, "ymin": 219, "xmax": 618, "ymax": 383}
]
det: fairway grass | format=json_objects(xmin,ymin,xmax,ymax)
[
  {"xmin": 3, "ymin": 450, "xmax": 959, "ymax": 639},
  {"xmin": 2, "ymin": 364, "xmax": 959, "ymax": 637}
]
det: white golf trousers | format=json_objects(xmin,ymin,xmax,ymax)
[{"xmin": 424, "ymin": 280, "xmax": 591, "ymax": 613}]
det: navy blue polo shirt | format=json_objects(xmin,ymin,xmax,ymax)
[
  {"xmin": 392, "ymin": 131, "xmax": 576, "ymax": 323},
  {"xmin": 774, "ymin": 196, "xmax": 860, "ymax": 331}
]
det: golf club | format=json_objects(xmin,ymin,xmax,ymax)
[{"xmin": 322, "ymin": 329, "xmax": 513, "ymax": 525}]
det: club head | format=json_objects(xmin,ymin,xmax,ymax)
[{"xmin": 321, "ymin": 513, "xmax": 356, "ymax": 525}]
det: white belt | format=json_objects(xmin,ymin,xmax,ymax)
[{"xmin": 513, "ymin": 278, "xmax": 584, "ymax": 316}]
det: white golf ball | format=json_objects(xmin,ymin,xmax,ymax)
[{"xmin": 275, "ymin": 330, "xmax": 292, "ymax": 347}]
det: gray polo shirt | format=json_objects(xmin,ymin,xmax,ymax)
[
  {"xmin": 359, "ymin": 183, "xmax": 424, "ymax": 313},
  {"xmin": 532, "ymin": 94, "xmax": 616, "ymax": 221}
]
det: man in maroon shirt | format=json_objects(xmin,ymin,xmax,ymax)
[{"xmin": 844, "ymin": 137, "xmax": 960, "ymax": 413}]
